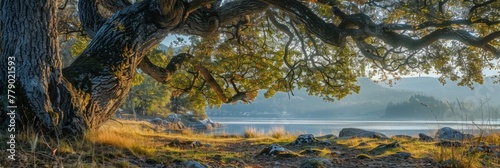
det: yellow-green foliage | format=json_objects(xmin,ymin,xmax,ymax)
[{"xmin": 71, "ymin": 36, "xmax": 90, "ymax": 57}]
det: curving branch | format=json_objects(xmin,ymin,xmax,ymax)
[
  {"xmin": 365, "ymin": 28, "xmax": 500, "ymax": 58},
  {"xmin": 469, "ymin": 0, "xmax": 497, "ymax": 16},
  {"xmin": 261, "ymin": 0, "xmax": 500, "ymax": 58},
  {"xmin": 78, "ymin": 0, "xmax": 106, "ymax": 38},
  {"xmin": 195, "ymin": 64, "xmax": 249, "ymax": 103},
  {"xmin": 260, "ymin": 0, "xmax": 344, "ymax": 46},
  {"xmin": 173, "ymin": 0, "xmax": 269, "ymax": 36},
  {"xmin": 185, "ymin": 0, "xmax": 216, "ymax": 17},
  {"xmin": 138, "ymin": 53, "xmax": 193, "ymax": 84},
  {"xmin": 266, "ymin": 11, "xmax": 294, "ymax": 70},
  {"xmin": 99, "ymin": 0, "xmax": 132, "ymax": 12},
  {"xmin": 383, "ymin": 19, "xmax": 500, "ymax": 31}
]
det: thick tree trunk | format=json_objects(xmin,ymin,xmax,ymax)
[
  {"xmin": 1, "ymin": 0, "xmax": 90, "ymax": 135},
  {"xmin": 0, "ymin": 0, "xmax": 271, "ymax": 137},
  {"xmin": 1, "ymin": 0, "xmax": 192, "ymax": 136},
  {"xmin": 2, "ymin": 0, "xmax": 66, "ymax": 132}
]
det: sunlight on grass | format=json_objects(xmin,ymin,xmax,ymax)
[
  {"xmin": 268, "ymin": 126, "xmax": 286, "ymax": 139},
  {"xmin": 7, "ymin": 118, "xmax": 500, "ymax": 168},
  {"xmin": 85, "ymin": 127, "xmax": 139, "ymax": 149},
  {"xmin": 244, "ymin": 126, "xmax": 264, "ymax": 138}
]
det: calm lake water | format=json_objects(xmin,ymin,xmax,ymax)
[{"xmin": 207, "ymin": 117, "xmax": 500, "ymax": 137}]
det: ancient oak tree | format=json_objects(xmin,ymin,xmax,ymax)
[{"xmin": 1, "ymin": 0, "xmax": 499, "ymax": 137}]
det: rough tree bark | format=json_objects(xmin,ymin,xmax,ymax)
[
  {"xmin": 0, "ymin": 0, "xmax": 269, "ymax": 137},
  {"xmin": 0, "ymin": 0, "xmax": 80, "ymax": 134}
]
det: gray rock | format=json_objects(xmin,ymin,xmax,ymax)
[
  {"xmin": 167, "ymin": 113, "xmax": 182, "ymax": 123},
  {"xmin": 369, "ymin": 142, "xmax": 400, "ymax": 155},
  {"xmin": 436, "ymin": 127, "xmax": 473, "ymax": 141},
  {"xmin": 192, "ymin": 123, "xmax": 213, "ymax": 130},
  {"xmin": 176, "ymin": 160, "xmax": 209, "ymax": 168},
  {"xmin": 291, "ymin": 134, "xmax": 319, "ymax": 146},
  {"xmin": 201, "ymin": 119, "xmax": 222, "ymax": 128},
  {"xmin": 151, "ymin": 117, "xmax": 163, "ymax": 125},
  {"xmin": 299, "ymin": 158, "xmax": 333, "ymax": 168},
  {"xmin": 419, "ymin": 133, "xmax": 434, "ymax": 141},
  {"xmin": 166, "ymin": 121, "xmax": 186, "ymax": 130},
  {"xmin": 257, "ymin": 144, "xmax": 299, "ymax": 158},
  {"xmin": 339, "ymin": 128, "xmax": 387, "ymax": 139}
]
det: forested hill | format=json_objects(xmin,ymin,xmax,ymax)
[
  {"xmin": 382, "ymin": 77, "xmax": 500, "ymax": 104},
  {"xmin": 207, "ymin": 78, "xmax": 417, "ymax": 119},
  {"xmin": 207, "ymin": 77, "xmax": 500, "ymax": 119}
]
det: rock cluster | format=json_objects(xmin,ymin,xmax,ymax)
[
  {"xmin": 339, "ymin": 128, "xmax": 388, "ymax": 139},
  {"xmin": 435, "ymin": 127, "xmax": 473, "ymax": 141},
  {"xmin": 291, "ymin": 134, "xmax": 319, "ymax": 146},
  {"xmin": 148, "ymin": 114, "xmax": 223, "ymax": 131},
  {"xmin": 257, "ymin": 144, "xmax": 299, "ymax": 158},
  {"xmin": 419, "ymin": 133, "xmax": 434, "ymax": 141}
]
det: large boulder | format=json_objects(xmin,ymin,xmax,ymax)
[
  {"xmin": 419, "ymin": 133, "xmax": 434, "ymax": 141},
  {"xmin": 150, "ymin": 117, "xmax": 164, "ymax": 125},
  {"xmin": 291, "ymin": 134, "xmax": 319, "ymax": 146},
  {"xmin": 192, "ymin": 123, "xmax": 213, "ymax": 130},
  {"xmin": 435, "ymin": 127, "xmax": 473, "ymax": 141},
  {"xmin": 164, "ymin": 114, "xmax": 186, "ymax": 130},
  {"xmin": 166, "ymin": 121, "xmax": 186, "ymax": 130},
  {"xmin": 167, "ymin": 113, "xmax": 182, "ymax": 123},
  {"xmin": 201, "ymin": 119, "xmax": 222, "ymax": 128},
  {"xmin": 369, "ymin": 142, "xmax": 400, "ymax": 155},
  {"xmin": 191, "ymin": 119, "xmax": 222, "ymax": 130},
  {"xmin": 339, "ymin": 128, "xmax": 387, "ymax": 139},
  {"xmin": 257, "ymin": 144, "xmax": 299, "ymax": 158}
]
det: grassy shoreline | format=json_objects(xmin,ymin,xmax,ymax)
[{"xmin": 2, "ymin": 119, "xmax": 500, "ymax": 167}]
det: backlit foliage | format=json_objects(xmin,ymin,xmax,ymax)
[{"xmin": 64, "ymin": 0, "xmax": 499, "ymax": 116}]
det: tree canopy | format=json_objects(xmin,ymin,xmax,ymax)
[
  {"xmin": 1, "ymin": 0, "xmax": 499, "ymax": 136},
  {"xmin": 136, "ymin": 0, "xmax": 500, "ymax": 111}
]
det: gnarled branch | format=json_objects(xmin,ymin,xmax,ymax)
[
  {"xmin": 78, "ymin": 0, "xmax": 106, "ymax": 38},
  {"xmin": 138, "ymin": 53, "xmax": 193, "ymax": 84},
  {"xmin": 99, "ymin": 0, "xmax": 132, "ymax": 12},
  {"xmin": 195, "ymin": 64, "xmax": 249, "ymax": 103}
]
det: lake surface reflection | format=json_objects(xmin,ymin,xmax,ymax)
[{"xmin": 207, "ymin": 117, "xmax": 500, "ymax": 136}]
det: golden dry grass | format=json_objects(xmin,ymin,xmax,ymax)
[
  {"xmin": 4, "ymin": 119, "xmax": 500, "ymax": 168},
  {"xmin": 268, "ymin": 125, "xmax": 287, "ymax": 139},
  {"xmin": 243, "ymin": 126, "xmax": 263, "ymax": 138}
]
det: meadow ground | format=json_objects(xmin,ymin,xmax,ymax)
[{"xmin": 1, "ymin": 119, "xmax": 500, "ymax": 167}]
